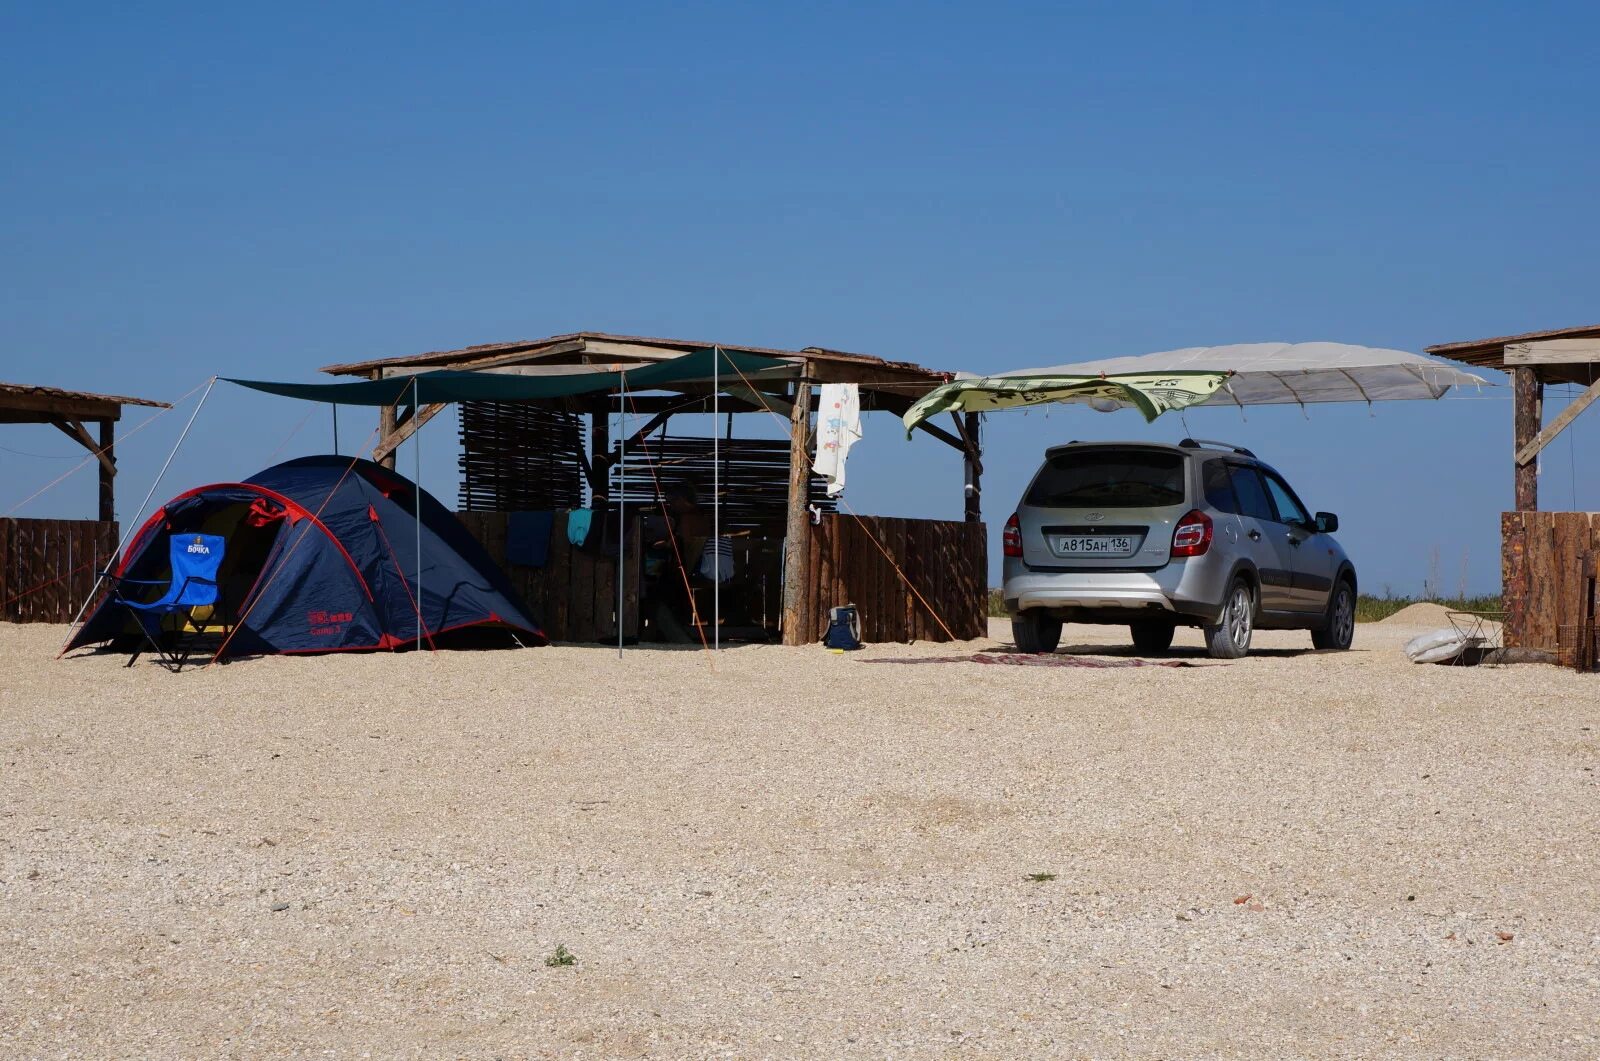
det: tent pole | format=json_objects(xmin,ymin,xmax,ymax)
[
  {"xmin": 414, "ymin": 378, "xmax": 422, "ymax": 652},
  {"xmin": 618, "ymin": 371, "xmax": 626, "ymax": 660},
  {"xmin": 332, "ymin": 404, "xmax": 340, "ymax": 455},
  {"xmin": 63, "ymin": 376, "xmax": 218, "ymax": 641},
  {"xmin": 713, "ymin": 346, "xmax": 720, "ymax": 651}
]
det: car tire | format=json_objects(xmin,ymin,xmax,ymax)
[
  {"xmin": 1311, "ymin": 578, "xmax": 1356, "ymax": 650},
  {"xmin": 1203, "ymin": 579, "xmax": 1254, "ymax": 659},
  {"xmin": 1130, "ymin": 620, "xmax": 1176, "ymax": 654},
  {"xmin": 1012, "ymin": 612, "xmax": 1062, "ymax": 654}
]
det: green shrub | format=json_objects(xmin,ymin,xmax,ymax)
[{"xmin": 990, "ymin": 587, "xmax": 1502, "ymax": 624}]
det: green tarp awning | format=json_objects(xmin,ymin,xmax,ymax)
[
  {"xmin": 225, "ymin": 347, "xmax": 792, "ymax": 407},
  {"xmin": 901, "ymin": 371, "xmax": 1232, "ymax": 436}
]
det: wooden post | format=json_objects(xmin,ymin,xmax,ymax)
[
  {"xmin": 378, "ymin": 403, "xmax": 398, "ymax": 470},
  {"xmin": 962, "ymin": 411, "xmax": 981, "ymax": 523},
  {"xmin": 96, "ymin": 419, "xmax": 115, "ymax": 522},
  {"xmin": 781, "ymin": 368, "xmax": 814, "ymax": 646},
  {"xmin": 372, "ymin": 368, "xmax": 398, "ymax": 470},
  {"xmin": 1513, "ymin": 367, "xmax": 1542, "ymax": 511},
  {"xmin": 590, "ymin": 411, "xmax": 610, "ymax": 502}
]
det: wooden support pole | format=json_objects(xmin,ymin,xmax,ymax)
[
  {"xmin": 1513, "ymin": 367, "xmax": 1543, "ymax": 511},
  {"xmin": 373, "ymin": 367, "xmax": 399, "ymax": 470},
  {"xmin": 47, "ymin": 417, "xmax": 114, "ymax": 478},
  {"xmin": 1515, "ymin": 375, "xmax": 1600, "ymax": 467},
  {"xmin": 373, "ymin": 403, "xmax": 447, "ymax": 464},
  {"xmin": 97, "ymin": 419, "xmax": 115, "ymax": 522},
  {"xmin": 962, "ymin": 411, "xmax": 981, "ymax": 523},
  {"xmin": 590, "ymin": 411, "xmax": 610, "ymax": 501},
  {"xmin": 781, "ymin": 369, "xmax": 814, "ymax": 646},
  {"xmin": 378, "ymin": 403, "xmax": 398, "ymax": 470}
]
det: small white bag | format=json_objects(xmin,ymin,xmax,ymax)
[{"xmin": 1404, "ymin": 628, "xmax": 1469, "ymax": 664}]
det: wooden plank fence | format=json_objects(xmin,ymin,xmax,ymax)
[
  {"xmin": 1502, "ymin": 511, "xmax": 1600, "ymax": 668},
  {"xmin": 799, "ymin": 515, "xmax": 987, "ymax": 644},
  {"xmin": 457, "ymin": 510, "xmax": 640, "ymax": 643},
  {"xmin": 0, "ymin": 518, "xmax": 119, "ymax": 624}
]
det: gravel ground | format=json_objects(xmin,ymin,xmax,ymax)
[{"xmin": 2, "ymin": 616, "xmax": 1598, "ymax": 1059}]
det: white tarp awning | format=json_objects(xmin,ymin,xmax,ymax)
[{"xmin": 984, "ymin": 342, "xmax": 1487, "ymax": 408}]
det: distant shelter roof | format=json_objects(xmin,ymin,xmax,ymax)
[
  {"xmin": 1427, "ymin": 324, "xmax": 1600, "ymax": 385},
  {"xmin": 319, "ymin": 330, "xmax": 952, "ymax": 396},
  {"xmin": 0, "ymin": 381, "xmax": 169, "ymax": 424}
]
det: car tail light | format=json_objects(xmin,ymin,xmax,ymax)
[
  {"xmin": 1172, "ymin": 509, "xmax": 1213, "ymax": 557},
  {"xmin": 1003, "ymin": 513, "xmax": 1023, "ymax": 557}
]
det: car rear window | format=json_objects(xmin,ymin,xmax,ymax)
[{"xmin": 1025, "ymin": 450, "xmax": 1187, "ymax": 508}]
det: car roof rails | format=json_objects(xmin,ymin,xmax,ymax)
[{"xmin": 1178, "ymin": 437, "xmax": 1256, "ymax": 458}]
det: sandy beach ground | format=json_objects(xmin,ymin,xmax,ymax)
[{"xmin": 2, "ymin": 610, "xmax": 1598, "ymax": 1059}]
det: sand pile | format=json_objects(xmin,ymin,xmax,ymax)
[{"xmin": 1375, "ymin": 601, "xmax": 1459, "ymax": 627}]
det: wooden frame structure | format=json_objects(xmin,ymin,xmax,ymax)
[
  {"xmin": 322, "ymin": 332, "xmax": 986, "ymax": 645},
  {"xmin": 1, "ymin": 381, "xmax": 169, "ymax": 624},
  {"xmin": 1, "ymin": 382, "xmax": 168, "ymax": 522},
  {"xmin": 1428, "ymin": 325, "xmax": 1600, "ymax": 665}
]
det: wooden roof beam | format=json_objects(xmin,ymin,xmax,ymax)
[
  {"xmin": 0, "ymin": 392, "xmax": 125, "ymax": 421},
  {"xmin": 378, "ymin": 338, "xmax": 587, "ymax": 377},
  {"xmin": 1506, "ymin": 339, "xmax": 1600, "ymax": 366},
  {"xmin": 373, "ymin": 402, "xmax": 448, "ymax": 463},
  {"xmin": 49, "ymin": 418, "xmax": 116, "ymax": 477}
]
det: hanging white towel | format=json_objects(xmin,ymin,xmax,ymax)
[
  {"xmin": 698, "ymin": 535, "xmax": 735, "ymax": 583},
  {"xmin": 812, "ymin": 383, "xmax": 862, "ymax": 498}
]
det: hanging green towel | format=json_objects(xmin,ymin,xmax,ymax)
[{"xmin": 567, "ymin": 508, "xmax": 594, "ymax": 547}]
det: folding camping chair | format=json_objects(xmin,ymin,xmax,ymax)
[{"xmin": 105, "ymin": 533, "xmax": 229, "ymax": 671}]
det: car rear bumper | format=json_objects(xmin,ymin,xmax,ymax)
[{"xmin": 1002, "ymin": 559, "xmax": 1227, "ymax": 622}]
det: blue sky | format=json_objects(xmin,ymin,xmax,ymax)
[{"xmin": 3, "ymin": 2, "xmax": 1597, "ymax": 593}]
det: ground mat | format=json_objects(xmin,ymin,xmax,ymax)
[{"xmin": 858, "ymin": 652, "xmax": 1213, "ymax": 668}]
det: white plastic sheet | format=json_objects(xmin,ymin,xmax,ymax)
[{"xmin": 980, "ymin": 342, "xmax": 1486, "ymax": 409}]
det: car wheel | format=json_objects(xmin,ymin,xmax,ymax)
[
  {"xmin": 1012, "ymin": 611, "xmax": 1062, "ymax": 654},
  {"xmin": 1130, "ymin": 620, "xmax": 1176, "ymax": 654},
  {"xmin": 1203, "ymin": 579, "xmax": 1254, "ymax": 659},
  {"xmin": 1312, "ymin": 578, "xmax": 1356, "ymax": 650}
]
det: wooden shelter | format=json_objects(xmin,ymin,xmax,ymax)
[
  {"xmin": 321, "ymin": 332, "xmax": 987, "ymax": 645},
  {"xmin": 1427, "ymin": 326, "xmax": 1600, "ymax": 667},
  {"xmin": 1, "ymin": 381, "xmax": 169, "ymax": 623}
]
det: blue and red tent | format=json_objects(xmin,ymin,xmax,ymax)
[{"xmin": 70, "ymin": 455, "xmax": 544, "ymax": 657}]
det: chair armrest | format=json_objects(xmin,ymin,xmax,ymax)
[
  {"xmin": 173, "ymin": 575, "xmax": 221, "ymax": 600},
  {"xmin": 103, "ymin": 573, "xmax": 169, "ymax": 588}
]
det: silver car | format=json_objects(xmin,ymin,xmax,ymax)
[{"xmin": 1001, "ymin": 439, "xmax": 1356, "ymax": 659}]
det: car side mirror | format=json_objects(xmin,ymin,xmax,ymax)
[{"xmin": 1315, "ymin": 512, "xmax": 1339, "ymax": 534}]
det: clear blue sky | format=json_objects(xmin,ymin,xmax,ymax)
[{"xmin": 4, "ymin": 2, "xmax": 1597, "ymax": 594}]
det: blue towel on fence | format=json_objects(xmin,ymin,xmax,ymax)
[
  {"xmin": 507, "ymin": 511, "xmax": 555, "ymax": 568},
  {"xmin": 566, "ymin": 508, "xmax": 594, "ymax": 548}
]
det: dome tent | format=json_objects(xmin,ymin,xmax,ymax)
[{"xmin": 70, "ymin": 455, "xmax": 543, "ymax": 657}]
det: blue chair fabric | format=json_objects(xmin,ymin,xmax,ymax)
[{"xmin": 110, "ymin": 533, "xmax": 227, "ymax": 670}]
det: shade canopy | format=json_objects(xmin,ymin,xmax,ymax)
[
  {"xmin": 994, "ymin": 342, "xmax": 1486, "ymax": 409},
  {"xmin": 902, "ymin": 371, "xmax": 1231, "ymax": 436},
  {"xmin": 226, "ymin": 347, "xmax": 791, "ymax": 406}
]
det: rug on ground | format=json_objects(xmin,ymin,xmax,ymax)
[{"xmin": 858, "ymin": 652, "xmax": 1212, "ymax": 668}]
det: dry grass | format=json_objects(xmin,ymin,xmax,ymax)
[{"xmin": 2, "ymin": 617, "xmax": 1596, "ymax": 1058}]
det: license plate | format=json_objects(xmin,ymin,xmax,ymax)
[{"xmin": 1055, "ymin": 535, "xmax": 1134, "ymax": 556}]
